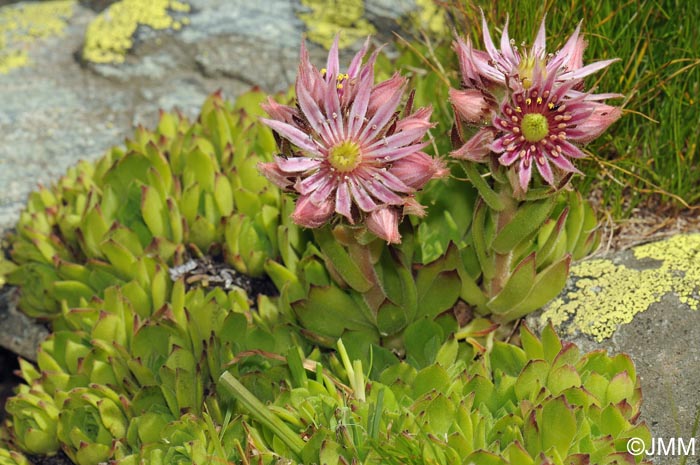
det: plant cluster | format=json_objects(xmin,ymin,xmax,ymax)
[
  {"xmin": 4, "ymin": 90, "xmax": 307, "ymax": 321},
  {"xmin": 0, "ymin": 10, "xmax": 652, "ymax": 465}
]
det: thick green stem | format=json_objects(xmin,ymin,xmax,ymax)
[
  {"xmin": 313, "ymin": 225, "xmax": 372, "ymax": 292},
  {"xmin": 489, "ymin": 187, "xmax": 518, "ymax": 298},
  {"xmin": 218, "ymin": 372, "xmax": 305, "ymax": 455}
]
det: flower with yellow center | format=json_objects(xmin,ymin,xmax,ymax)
[
  {"xmin": 490, "ymin": 73, "xmax": 621, "ymax": 192},
  {"xmin": 259, "ymin": 35, "xmax": 446, "ymax": 243}
]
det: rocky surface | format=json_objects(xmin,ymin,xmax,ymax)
[{"xmin": 530, "ymin": 234, "xmax": 700, "ymax": 464}]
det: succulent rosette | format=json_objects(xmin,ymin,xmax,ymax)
[
  {"xmin": 0, "ymin": 448, "xmax": 31, "ymax": 465},
  {"xmin": 259, "ymin": 37, "xmax": 446, "ymax": 243},
  {"xmin": 4, "ymin": 386, "xmax": 60, "ymax": 455}
]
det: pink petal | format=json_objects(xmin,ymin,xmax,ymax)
[
  {"xmin": 562, "ymin": 58, "xmax": 620, "ymax": 80},
  {"xmin": 518, "ymin": 158, "xmax": 533, "ymax": 192},
  {"xmin": 402, "ymin": 196, "xmax": 426, "ymax": 218},
  {"xmin": 347, "ymin": 36, "xmax": 370, "ymax": 77},
  {"xmin": 452, "ymin": 128, "xmax": 495, "ymax": 162},
  {"xmin": 499, "ymin": 15, "xmax": 517, "ymax": 65},
  {"xmin": 326, "ymin": 35, "xmax": 340, "ymax": 80},
  {"xmin": 335, "ymin": 180, "xmax": 353, "ymax": 222},
  {"xmin": 276, "ymin": 157, "xmax": 322, "ymax": 173},
  {"xmin": 466, "ymin": 41, "xmax": 502, "ymax": 84},
  {"xmin": 298, "ymin": 169, "xmax": 332, "ymax": 195},
  {"xmin": 260, "ymin": 118, "xmax": 322, "ymax": 157},
  {"xmin": 258, "ymin": 161, "xmax": 293, "ymax": 189},
  {"xmin": 498, "ymin": 149, "xmax": 520, "ymax": 167},
  {"xmin": 348, "ymin": 66, "xmax": 374, "ymax": 136},
  {"xmin": 395, "ymin": 107, "xmax": 432, "ymax": 131},
  {"xmin": 292, "ymin": 194, "xmax": 334, "ymax": 228},
  {"xmin": 308, "ymin": 176, "xmax": 338, "ymax": 205},
  {"xmin": 550, "ymin": 21, "xmax": 583, "ymax": 70},
  {"xmin": 366, "ymin": 142, "xmax": 430, "ymax": 162},
  {"xmin": 298, "ymin": 41, "xmax": 324, "ymax": 101},
  {"xmin": 348, "ymin": 179, "xmax": 378, "ymax": 212},
  {"xmin": 261, "ymin": 98, "xmax": 297, "ymax": 123},
  {"xmin": 547, "ymin": 150, "xmax": 582, "ymax": 174},
  {"xmin": 557, "ymin": 140, "xmax": 588, "ymax": 159},
  {"xmin": 535, "ymin": 153, "xmax": 554, "ymax": 185},
  {"xmin": 574, "ymin": 91, "xmax": 625, "ymax": 101},
  {"xmin": 372, "ymin": 168, "xmax": 414, "ymax": 193},
  {"xmin": 390, "ymin": 152, "xmax": 446, "ymax": 189},
  {"xmin": 454, "ymin": 37, "xmax": 483, "ymax": 87},
  {"xmin": 449, "ymin": 88, "xmax": 491, "ymax": 123},
  {"xmin": 296, "ymin": 83, "xmax": 336, "ymax": 145},
  {"xmin": 361, "ymin": 177, "xmax": 404, "ymax": 205},
  {"xmin": 364, "ymin": 123, "xmax": 432, "ymax": 153},
  {"xmin": 366, "ymin": 207, "xmax": 401, "ymax": 243},
  {"xmin": 481, "ymin": 10, "xmax": 500, "ymax": 64},
  {"xmin": 323, "ymin": 78, "xmax": 344, "ymax": 141},
  {"xmin": 364, "ymin": 74, "xmax": 405, "ymax": 132},
  {"xmin": 568, "ymin": 103, "xmax": 622, "ymax": 143},
  {"xmin": 533, "ymin": 15, "xmax": 547, "ymax": 57},
  {"xmin": 359, "ymin": 47, "xmax": 382, "ymax": 81}
]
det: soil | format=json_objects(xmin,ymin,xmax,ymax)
[
  {"xmin": 594, "ymin": 202, "xmax": 700, "ymax": 255},
  {"xmin": 0, "ymin": 345, "xmax": 20, "ymax": 423},
  {"xmin": 26, "ymin": 452, "xmax": 74, "ymax": 465}
]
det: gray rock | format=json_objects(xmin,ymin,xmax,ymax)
[{"xmin": 0, "ymin": 289, "xmax": 48, "ymax": 361}]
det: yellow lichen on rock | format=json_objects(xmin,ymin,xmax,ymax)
[
  {"xmin": 298, "ymin": 0, "xmax": 376, "ymax": 49},
  {"xmin": 540, "ymin": 233, "xmax": 700, "ymax": 341},
  {"xmin": 0, "ymin": 0, "xmax": 75, "ymax": 74},
  {"xmin": 82, "ymin": 0, "xmax": 190, "ymax": 64},
  {"xmin": 405, "ymin": 0, "xmax": 447, "ymax": 36}
]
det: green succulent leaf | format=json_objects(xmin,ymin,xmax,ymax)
[
  {"xmin": 492, "ymin": 196, "xmax": 557, "ymax": 254},
  {"xmin": 540, "ymin": 396, "xmax": 577, "ymax": 458}
]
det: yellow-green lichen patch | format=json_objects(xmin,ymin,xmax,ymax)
[
  {"xmin": 403, "ymin": 0, "xmax": 447, "ymax": 36},
  {"xmin": 82, "ymin": 0, "xmax": 190, "ymax": 64},
  {"xmin": 0, "ymin": 0, "xmax": 75, "ymax": 74},
  {"xmin": 298, "ymin": 0, "xmax": 376, "ymax": 49},
  {"xmin": 539, "ymin": 233, "xmax": 700, "ymax": 341}
]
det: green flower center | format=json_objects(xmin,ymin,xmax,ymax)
[
  {"xmin": 518, "ymin": 54, "xmax": 546, "ymax": 89},
  {"xmin": 521, "ymin": 113, "xmax": 549, "ymax": 143},
  {"xmin": 328, "ymin": 141, "xmax": 362, "ymax": 172}
]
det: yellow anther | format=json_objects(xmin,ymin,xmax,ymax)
[
  {"xmin": 515, "ymin": 106, "xmax": 522, "ymax": 113},
  {"xmin": 548, "ymin": 103, "xmax": 555, "ymax": 110},
  {"xmin": 525, "ymin": 98, "xmax": 532, "ymax": 105},
  {"xmin": 537, "ymin": 97, "xmax": 543, "ymax": 105},
  {"xmin": 321, "ymin": 68, "xmax": 327, "ymax": 75},
  {"xmin": 337, "ymin": 83, "xmax": 344, "ymax": 89}
]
